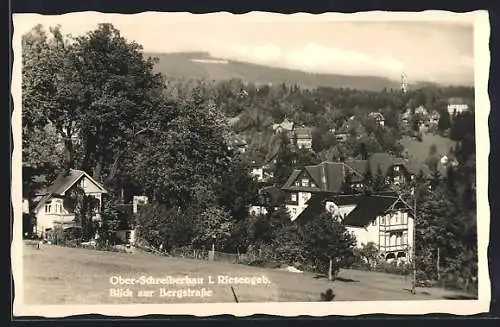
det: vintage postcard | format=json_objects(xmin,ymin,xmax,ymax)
[{"xmin": 11, "ymin": 10, "xmax": 491, "ymax": 317}]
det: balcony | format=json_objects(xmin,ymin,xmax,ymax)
[
  {"xmin": 379, "ymin": 244, "xmax": 409, "ymax": 252},
  {"xmin": 379, "ymin": 223, "xmax": 408, "ymax": 231}
]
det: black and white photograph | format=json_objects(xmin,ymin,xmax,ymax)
[{"xmin": 12, "ymin": 11, "xmax": 490, "ymax": 317}]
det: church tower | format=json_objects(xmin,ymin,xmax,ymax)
[{"xmin": 401, "ymin": 72, "xmax": 409, "ymax": 93}]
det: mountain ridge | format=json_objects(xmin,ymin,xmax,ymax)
[{"xmin": 145, "ymin": 51, "xmax": 445, "ymax": 91}]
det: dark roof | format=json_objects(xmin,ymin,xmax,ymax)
[
  {"xmin": 345, "ymin": 153, "xmax": 428, "ymax": 177},
  {"xmin": 330, "ymin": 194, "xmax": 400, "ymax": 227},
  {"xmin": 282, "ymin": 153, "xmax": 429, "ymax": 193},
  {"xmin": 260, "ymin": 185, "xmax": 285, "ymax": 204},
  {"xmin": 298, "ymin": 192, "xmax": 402, "ymax": 227},
  {"xmin": 282, "ymin": 169, "xmax": 302, "ymax": 189},
  {"xmin": 282, "ymin": 161, "xmax": 364, "ymax": 193}
]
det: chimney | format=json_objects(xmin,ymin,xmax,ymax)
[{"xmin": 321, "ymin": 162, "xmax": 328, "ymax": 191}]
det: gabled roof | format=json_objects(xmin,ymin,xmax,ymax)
[
  {"xmin": 272, "ymin": 118, "xmax": 294, "ymax": 131},
  {"xmin": 344, "ymin": 153, "xmax": 428, "ymax": 177},
  {"xmin": 33, "ymin": 169, "xmax": 107, "ymax": 212},
  {"xmin": 282, "ymin": 161, "xmax": 364, "ymax": 193},
  {"xmin": 282, "ymin": 153, "xmax": 430, "ymax": 194},
  {"xmin": 295, "ymin": 192, "xmax": 403, "ymax": 227},
  {"xmin": 329, "ymin": 194, "xmax": 400, "ymax": 227},
  {"xmin": 368, "ymin": 112, "xmax": 385, "ymax": 120}
]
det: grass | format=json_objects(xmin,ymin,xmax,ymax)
[
  {"xmin": 400, "ymin": 133, "xmax": 457, "ymax": 162},
  {"xmin": 22, "ymin": 243, "xmax": 474, "ymax": 304}
]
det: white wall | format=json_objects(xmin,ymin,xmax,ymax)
[
  {"xmin": 249, "ymin": 205, "xmax": 268, "ymax": 216},
  {"xmin": 287, "ymin": 191, "xmax": 312, "ymax": 221},
  {"xmin": 347, "ymin": 222, "xmax": 379, "ymax": 248},
  {"xmin": 447, "ymin": 104, "xmax": 469, "ymax": 115},
  {"xmin": 297, "ymin": 139, "xmax": 312, "ymax": 149},
  {"xmin": 22, "ymin": 198, "xmax": 29, "ymax": 214}
]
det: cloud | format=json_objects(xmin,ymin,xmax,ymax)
[
  {"xmin": 219, "ymin": 42, "xmax": 406, "ymax": 79},
  {"xmin": 213, "ymin": 42, "xmax": 472, "ymax": 85}
]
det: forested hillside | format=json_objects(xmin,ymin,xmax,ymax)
[{"xmin": 146, "ymin": 51, "xmax": 442, "ymax": 92}]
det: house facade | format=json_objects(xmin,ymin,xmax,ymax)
[
  {"xmin": 300, "ymin": 193, "xmax": 415, "ymax": 262},
  {"xmin": 31, "ymin": 169, "xmax": 107, "ymax": 238},
  {"xmin": 329, "ymin": 195, "xmax": 414, "ymax": 262},
  {"xmin": 272, "ymin": 118, "xmax": 295, "ymax": 134},
  {"xmin": 291, "ymin": 126, "xmax": 313, "ymax": 150},
  {"xmin": 368, "ymin": 112, "xmax": 385, "ymax": 127},
  {"xmin": 281, "ymin": 153, "xmax": 427, "ymax": 221},
  {"xmin": 447, "ymin": 97, "xmax": 470, "ymax": 116}
]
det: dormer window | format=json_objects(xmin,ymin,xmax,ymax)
[
  {"xmin": 45, "ymin": 204, "xmax": 52, "ymax": 213},
  {"xmin": 291, "ymin": 193, "xmax": 297, "ymax": 202},
  {"xmin": 394, "ymin": 166, "xmax": 400, "ymax": 172},
  {"xmin": 301, "ymin": 178, "xmax": 309, "ymax": 187},
  {"xmin": 295, "ymin": 180, "xmax": 300, "ymax": 187}
]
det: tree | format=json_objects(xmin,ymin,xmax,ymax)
[
  {"xmin": 272, "ymin": 132, "xmax": 296, "ymax": 186},
  {"xmin": 358, "ymin": 242, "xmax": 380, "ymax": 269},
  {"xmin": 415, "ymin": 185, "xmax": 477, "ymax": 289},
  {"xmin": 425, "ymin": 143, "xmax": 440, "ymax": 173},
  {"xmin": 342, "ymin": 171, "xmax": 354, "ymax": 194},
  {"xmin": 192, "ymin": 206, "xmax": 233, "ymax": 251},
  {"xmin": 373, "ymin": 164, "xmax": 386, "ymax": 192},
  {"xmin": 438, "ymin": 110, "xmax": 451, "ymax": 132},
  {"xmin": 63, "ymin": 185, "xmax": 100, "ymax": 241},
  {"xmin": 131, "ymin": 96, "xmax": 234, "ymax": 210},
  {"xmin": 22, "ymin": 23, "xmax": 165, "ymax": 191},
  {"xmin": 445, "ymin": 165, "xmax": 457, "ymax": 193},
  {"xmin": 215, "ymin": 157, "xmax": 259, "ymax": 221},
  {"xmin": 300, "ymin": 211, "xmax": 357, "ymax": 280},
  {"xmin": 364, "ymin": 159, "xmax": 373, "ymax": 190}
]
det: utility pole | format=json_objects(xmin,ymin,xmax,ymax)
[
  {"xmin": 411, "ymin": 185, "xmax": 417, "ymax": 295},
  {"xmin": 398, "ymin": 185, "xmax": 417, "ymax": 295}
]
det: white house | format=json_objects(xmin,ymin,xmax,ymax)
[
  {"xmin": 303, "ymin": 193, "xmax": 414, "ymax": 262},
  {"xmin": 447, "ymin": 97, "xmax": 470, "ymax": 116},
  {"xmin": 368, "ymin": 112, "xmax": 385, "ymax": 127},
  {"xmin": 32, "ymin": 169, "xmax": 107, "ymax": 238}
]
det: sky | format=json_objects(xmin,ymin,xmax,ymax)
[{"xmin": 14, "ymin": 12, "xmax": 476, "ymax": 85}]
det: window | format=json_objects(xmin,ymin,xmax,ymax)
[
  {"xmin": 291, "ymin": 193, "xmax": 297, "ymax": 202},
  {"xmin": 381, "ymin": 217, "xmax": 385, "ymax": 225},
  {"xmin": 372, "ymin": 220, "xmax": 377, "ymax": 226},
  {"xmin": 301, "ymin": 178, "xmax": 309, "ymax": 187},
  {"xmin": 394, "ymin": 166, "xmax": 400, "ymax": 172},
  {"xmin": 311, "ymin": 182, "xmax": 316, "ymax": 188},
  {"xmin": 295, "ymin": 180, "xmax": 300, "ymax": 187}
]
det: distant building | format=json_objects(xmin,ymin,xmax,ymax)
[
  {"xmin": 428, "ymin": 110, "xmax": 441, "ymax": 127},
  {"xmin": 368, "ymin": 112, "xmax": 385, "ymax": 127},
  {"xmin": 401, "ymin": 108, "xmax": 412, "ymax": 127},
  {"xmin": 281, "ymin": 152, "xmax": 429, "ymax": 220},
  {"xmin": 272, "ymin": 118, "xmax": 295, "ymax": 134},
  {"xmin": 227, "ymin": 135, "xmax": 248, "ymax": 153},
  {"xmin": 291, "ymin": 126, "xmax": 313, "ymax": 150},
  {"xmin": 335, "ymin": 121, "xmax": 350, "ymax": 142},
  {"xmin": 447, "ymin": 97, "xmax": 470, "ymax": 116}
]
